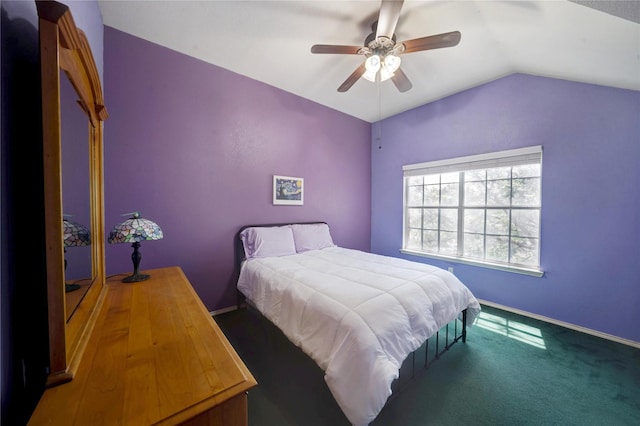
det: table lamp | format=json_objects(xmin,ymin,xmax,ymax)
[{"xmin": 108, "ymin": 211, "xmax": 163, "ymax": 282}]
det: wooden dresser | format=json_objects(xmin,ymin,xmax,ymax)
[{"xmin": 29, "ymin": 266, "xmax": 257, "ymax": 425}]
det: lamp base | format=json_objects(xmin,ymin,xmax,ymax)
[{"xmin": 122, "ymin": 273, "xmax": 150, "ymax": 283}]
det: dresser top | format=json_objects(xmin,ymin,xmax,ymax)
[{"xmin": 29, "ymin": 266, "xmax": 256, "ymax": 425}]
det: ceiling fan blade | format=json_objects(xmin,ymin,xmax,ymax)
[
  {"xmin": 391, "ymin": 67, "xmax": 412, "ymax": 92},
  {"xmin": 376, "ymin": 0, "xmax": 404, "ymax": 39},
  {"xmin": 311, "ymin": 45, "xmax": 362, "ymax": 55},
  {"xmin": 401, "ymin": 31, "xmax": 461, "ymax": 54},
  {"xmin": 338, "ymin": 63, "xmax": 366, "ymax": 92}
]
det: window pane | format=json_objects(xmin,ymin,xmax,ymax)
[
  {"xmin": 486, "ymin": 209, "xmax": 509, "ymax": 235},
  {"xmin": 464, "ymin": 181, "xmax": 486, "ymax": 206},
  {"xmin": 512, "ymin": 164, "xmax": 540, "ymax": 178},
  {"xmin": 464, "ymin": 209, "xmax": 485, "ymax": 233},
  {"xmin": 512, "ymin": 177, "xmax": 540, "ymax": 207},
  {"xmin": 511, "ymin": 237, "xmax": 539, "ymax": 266},
  {"xmin": 407, "ymin": 185, "xmax": 424, "ymax": 207},
  {"xmin": 440, "ymin": 209, "xmax": 458, "ymax": 232},
  {"xmin": 407, "ymin": 229, "xmax": 422, "ymax": 250},
  {"xmin": 441, "ymin": 172, "xmax": 459, "ymax": 184},
  {"xmin": 486, "ymin": 235, "xmax": 509, "ymax": 262},
  {"xmin": 465, "ymin": 169, "xmax": 486, "ymax": 182},
  {"xmin": 423, "ymin": 230, "xmax": 438, "ymax": 251},
  {"xmin": 408, "ymin": 208, "xmax": 422, "ymax": 228},
  {"xmin": 463, "ymin": 233, "xmax": 484, "ymax": 258},
  {"xmin": 424, "ymin": 184, "xmax": 440, "ymax": 205},
  {"xmin": 424, "ymin": 174, "xmax": 440, "ymax": 185},
  {"xmin": 487, "ymin": 179, "xmax": 511, "ymax": 206},
  {"xmin": 441, "ymin": 183, "xmax": 459, "ymax": 206},
  {"xmin": 487, "ymin": 167, "xmax": 511, "ymax": 180},
  {"xmin": 403, "ymin": 148, "xmax": 542, "ymax": 271},
  {"xmin": 439, "ymin": 230, "xmax": 457, "ymax": 255},
  {"xmin": 423, "ymin": 208, "xmax": 438, "ymax": 229},
  {"xmin": 511, "ymin": 210, "xmax": 539, "ymax": 238},
  {"xmin": 407, "ymin": 176, "xmax": 423, "ymax": 185}
]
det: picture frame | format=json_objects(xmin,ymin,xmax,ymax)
[{"xmin": 273, "ymin": 175, "xmax": 304, "ymax": 205}]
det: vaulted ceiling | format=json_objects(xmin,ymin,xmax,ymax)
[{"xmin": 99, "ymin": 0, "xmax": 640, "ymax": 122}]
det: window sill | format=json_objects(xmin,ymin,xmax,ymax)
[{"xmin": 399, "ymin": 249, "xmax": 545, "ymax": 277}]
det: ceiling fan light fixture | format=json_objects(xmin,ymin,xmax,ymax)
[
  {"xmin": 384, "ymin": 54, "xmax": 401, "ymax": 73},
  {"xmin": 365, "ymin": 55, "xmax": 381, "ymax": 73},
  {"xmin": 362, "ymin": 68, "xmax": 378, "ymax": 82},
  {"xmin": 379, "ymin": 65, "xmax": 394, "ymax": 82}
]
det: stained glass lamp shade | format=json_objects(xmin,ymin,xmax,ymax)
[
  {"xmin": 63, "ymin": 219, "xmax": 91, "ymax": 247},
  {"xmin": 108, "ymin": 212, "xmax": 163, "ymax": 282},
  {"xmin": 63, "ymin": 218, "xmax": 91, "ymax": 292}
]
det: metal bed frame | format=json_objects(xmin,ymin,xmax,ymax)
[
  {"xmin": 391, "ymin": 310, "xmax": 467, "ymax": 397},
  {"xmin": 234, "ymin": 222, "xmax": 468, "ymax": 401}
]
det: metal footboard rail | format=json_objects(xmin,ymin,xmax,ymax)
[
  {"xmin": 390, "ymin": 309, "xmax": 468, "ymax": 397},
  {"xmin": 428, "ymin": 308, "xmax": 467, "ymax": 367}
]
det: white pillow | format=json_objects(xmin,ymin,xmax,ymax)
[
  {"xmin": 291, "ymin": 223, "xmax": 335, "ymax": 253},
  {"xmin": 240, "ymin": 226, "xmax": 297, "ymax": 259}
]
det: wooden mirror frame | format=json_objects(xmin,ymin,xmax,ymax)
[{"xmin": 37, "ymin": 0, "xmax": 108, "ymax": 387}]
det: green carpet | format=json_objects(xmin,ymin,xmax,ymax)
[{"xmin": 215, "ymin": 305, "xmax": 640, "ymax": 426}]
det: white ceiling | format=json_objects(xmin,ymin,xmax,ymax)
[{"xmin": 98, "ymin": 0, "xmax": 640, "ymax": 123}]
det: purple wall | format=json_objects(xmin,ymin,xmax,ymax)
[
  {"xmin": 103, "ymin": 27, "xmax": 371, "ymax": 311},
  {"xmin": 372, "ymin": 74, "xmax": 640, "ymax": 342},
  {"xmin": 103, "ymin": 26, "xmax": 638, "ymax": 342}
]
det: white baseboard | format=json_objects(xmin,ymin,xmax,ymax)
[
  {"xmin": 211, "ymin": 300, "xmax": 640, "ymax": 349},
  {"xmin": 477, "ymin": 299, "xmax": 640, "ymax": 349}
]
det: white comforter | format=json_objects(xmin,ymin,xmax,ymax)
[{"xmin": 237, "ymin": 247, "xmax": 481, "ymax": 425}]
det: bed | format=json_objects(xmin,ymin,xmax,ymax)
[{"xmin": 235, "ymin": 222, "xmax": 481, "ymax": 426}]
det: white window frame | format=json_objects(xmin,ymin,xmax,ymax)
[{"xmin": 401, "ymin": 146, "xmax": 544, "ymax": 277}]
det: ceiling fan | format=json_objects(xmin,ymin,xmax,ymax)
[{"xmin": 310, "ymin": 0, "xmax": 461, "ymax": 93}]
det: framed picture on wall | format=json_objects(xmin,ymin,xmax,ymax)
[{"xmin": 273, "ymin": 175, "xmax": 304, "ymax": 205}]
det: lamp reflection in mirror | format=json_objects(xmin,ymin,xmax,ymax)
[
  {"xmin": 108, "ymin": 212, "xmax": 163, "ymax": 283},
  {"xmin": 63, "ymin": 217, "xmax": 91, "ymax": 292}
]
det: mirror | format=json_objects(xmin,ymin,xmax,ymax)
[
  {"xmin": 60, "ymin": 69, "xmax": 94, "ymax": 320},
  {"xmin": 37, "ymin": 0, "xmax": 108, "ymax": 387}
]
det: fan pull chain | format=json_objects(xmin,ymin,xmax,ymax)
[{"xmin": 377, "ymin": 80, "xmax": 382, "ymax": 149}]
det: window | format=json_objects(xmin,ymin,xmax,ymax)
[{"xmin": 402, "ymin": 146, "xmax": 543, "ymax": 276}]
